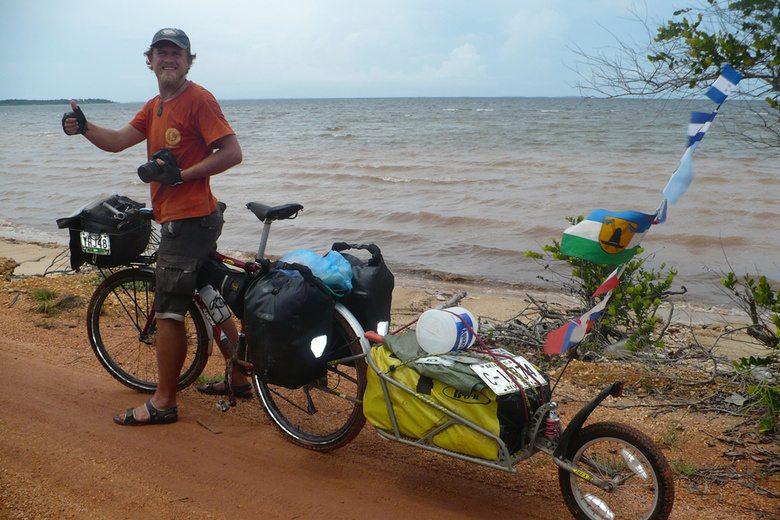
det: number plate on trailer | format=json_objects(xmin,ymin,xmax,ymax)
[
  {"xmin": 79, "ymin": 231, "xmax": 111, "ymax": 255},
  {"xmin": 471, "ymin": 353, "xmax": 547, "ymax": 395}
]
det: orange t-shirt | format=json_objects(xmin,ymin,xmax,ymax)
[{"xmin": 130, "ymin": 82, "xmax": 235, "ymax": 223}]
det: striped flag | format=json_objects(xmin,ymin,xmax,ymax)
[
  {"xmin": 560, "ymin": 209, "xmax": 654, "ymax": 265},
  {"xmin": 544, "ymin": 296, "xmax": 610, "ymax": 354},
  {"xmin": 687, "ymin": 110, "xmax": 717, "ymax": 148},
  {"xmin": 705, "ymin": 65, "xmax": 743, "ymax": 104},
  {"xmin": 592, "ymin": 265, "xmax": 623, "ymax": 298},
  {"xmin": 663, "ymin": 66, "xmax": 743, "ymax": 205}
]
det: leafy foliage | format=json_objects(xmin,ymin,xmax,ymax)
[
  {"xmin": 721, "ymin": 272, "xmax": 780, "ymax": 348},
  {"xmin": 723, "ymin": 273, "xmax": 779, "ymax": 433}
]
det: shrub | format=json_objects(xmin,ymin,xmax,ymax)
[{"xmin": 526, "ymin": 216, "xmax": 678, "ymax": 351}]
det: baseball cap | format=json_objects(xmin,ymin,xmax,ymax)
[{"xmin": 151, "ymin": 28, "xmax": 191, "ymax": 50}]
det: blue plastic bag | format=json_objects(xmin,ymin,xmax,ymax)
[{"xmin": 280, "ymin": 249, "xmax": 353, "ymax": 295}]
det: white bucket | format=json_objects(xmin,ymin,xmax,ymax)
[{"xmin": 415, "ymin": 307, "xmax": 479, "ymax": 355}]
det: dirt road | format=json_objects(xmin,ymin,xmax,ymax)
[
  {"xmin": 1, "ymin": 270, "xmax": 778, "ymax": 519},
  {"xmin": 0, "ymin": 291, "xmax": 567, "ymax": 520}
]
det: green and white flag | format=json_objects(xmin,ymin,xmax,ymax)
[{"xmin": 560, "ymin": 209, "xmax": 654, "ymax": 265}]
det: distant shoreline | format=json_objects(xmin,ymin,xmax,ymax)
[{"xmin": 0, "ymin": 98, "xmax": 114, "ymax": 106}]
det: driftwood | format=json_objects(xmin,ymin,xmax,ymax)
[{"xmin": 434, "ymin": 291, "xmax": 467, "ymax": 310}]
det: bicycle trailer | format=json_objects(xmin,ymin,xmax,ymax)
[{"xmin": 364, "ymin": 331, "xmax": 550, "ymax": 469}]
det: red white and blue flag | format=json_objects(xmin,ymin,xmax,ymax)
[
  {"xmin": 592, "ymin": 265, "xmax": 623, "ymax": 298},
  {"xmin": 544, "ymin": 297, "xmax": 610, "ymax": 354}
]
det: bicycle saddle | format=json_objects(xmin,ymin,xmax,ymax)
[{"xmin": 246, "ymin": 202, "xmax": 303, "ymax": 222}]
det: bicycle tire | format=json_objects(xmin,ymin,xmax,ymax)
[
  {"xmin": 86, "ymin": 268, "xmax": 210, "ymax": 393},
  {"xmin": 558, "ymin": 421, "xmax": 675, "ymax": 520},
  {"xmin": 253, "ymin": 309, "xmax": 368, "ymax": 451}
]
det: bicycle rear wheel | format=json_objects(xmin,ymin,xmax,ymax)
[
  {"xmin": 86, "ymin": 268, "xmax": 210, "ymax": 393},
  {"xmin": 253, "ymin": 309, "xmax": 367, "ymax": 451}
]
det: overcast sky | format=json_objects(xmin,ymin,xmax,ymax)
[{"xmin": 1, "ymin": 0, "xmax": 686, "ymax": 102}]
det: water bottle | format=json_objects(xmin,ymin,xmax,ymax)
[
  {"xmin": 415, "ymin": 307, "xmax": 478, "ymax": 355},
  {"xmin": 199, "ymin": 284, "xmax": 231, "ymax": 324}
]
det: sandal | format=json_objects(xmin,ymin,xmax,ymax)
[
  {"xmin": 113, "ymin": 399, "xmax": 178, "ymax": 426},
  {"xmin": 197, "ymin": 380, "xmax": 253, "ymax": 399}
]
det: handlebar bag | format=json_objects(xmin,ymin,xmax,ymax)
[
  {"xmin": 244, "ymin": 261, "xmax": 335, "ymax": 389},
  {"xmin": 330, "ymin": 242, "xmax": 394, "ymax": 334},
  {"xmin": 56, "ymin": 194, "xmax": 151, "ymax": 271}
]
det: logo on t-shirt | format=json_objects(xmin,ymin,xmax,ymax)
[{"xmin": 165, "ymin": 128, "xmax": 181, "ymax": 148}]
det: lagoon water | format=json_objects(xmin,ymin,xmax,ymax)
[{"xmin": 1, "ymin": 97, "xmax": 778, "ymax": 308}]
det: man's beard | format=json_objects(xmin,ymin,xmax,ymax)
[{"xmin": 156, "ymin": 69, "xmax": 187, "ymax": 90}]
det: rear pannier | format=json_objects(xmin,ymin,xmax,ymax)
[{"xmin": 243, "ymin": 261, "xmax": 335, "ymax": 389}]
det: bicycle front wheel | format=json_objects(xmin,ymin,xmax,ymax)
[
  {"xmin": 86, "ymin": 268, "xmax": 210, "ymax": 393},
  {"xmin": 558, "ymin": 421, "xmax": 675, "ymax": 520},
  {"xmin": 253, "ymin": 310, "xmax": 367, "ymax": 451}
]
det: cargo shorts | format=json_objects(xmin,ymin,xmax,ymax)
[{"xmin": 155, "ymin": 204, "xmax": 225, "ymax": 321}]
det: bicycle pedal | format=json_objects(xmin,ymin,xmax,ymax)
[
  {"xmin": 216, "ymin": 399, "xmax": 232, "ymax": 412},
  {"xmin": 236, "ymin": 361, "xmax": 254, "ymax": 376}
]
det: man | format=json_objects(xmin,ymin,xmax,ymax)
[{"xmin": 63, "ymin": 28, "xmax": 246, "ymax": 425}]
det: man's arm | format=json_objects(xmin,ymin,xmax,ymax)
[
  {"xmin": 179, "ymin": 134, "xmax": 243, "ymax": 182},
  {"xmin": 82, "ymin": 122, "xmax": 146, "ymax": 153},
  {"xmin": 63, "ymin": 100, "xmax": 145, "ymax": 152}
]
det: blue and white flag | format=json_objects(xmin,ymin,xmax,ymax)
[
  {"xmin": 706, "ymin": 65, "xmax": 744, "ymax": 104},
  {"xmin": 687, "ymin": 110, "xmax": 717, "ymax": 148},
  {"xmin": 662, "ymin": 66, "xmax": 743, "ymax": 205},
  {"xmin": 663, "ymin": 147, "xmax": 695, "ymax": 204}
]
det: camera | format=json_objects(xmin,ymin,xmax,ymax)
[{"xmin": 137, "ymin": 149, "xmax": 179, "ymax": 184}]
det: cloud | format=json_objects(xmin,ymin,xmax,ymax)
[
  {"xmin": 0, "ymin": 0, "xmax": 691, "ymax": 100},
  {"xmin": 425, "ymin": 44, "xmax": 483, "ymax": 79},
  {"xmin": 501, "ymin": 8, "xmax": 569, "ymax": 60}
]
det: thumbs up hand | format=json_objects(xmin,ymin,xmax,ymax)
[{"xmin": 62, "ymin": 100, "xmax": 89, "ymax": 135}]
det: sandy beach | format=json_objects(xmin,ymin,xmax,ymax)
[
  {"xmin": 0, "ymin": 237, "xmax": 71, "ymax": 277},
  {"xmin": 0, "ymin": 235, "xmax": 567, "ymax": 321}
]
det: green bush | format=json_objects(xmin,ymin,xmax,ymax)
[
  {"xmin": 723, "ymin": 273, "xmax": 780, "ymax": 433},
  {"xmin": 525, "ymin": 216, "xmax": 677, "ymax": 351},
  {"xmin": 31, "ymin": 288, "xmax": 59, "ymax": 315}
]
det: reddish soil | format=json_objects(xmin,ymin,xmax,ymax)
[{"xmin": 1, "ymin": 273, "xmax": 778, "ymax": 520}]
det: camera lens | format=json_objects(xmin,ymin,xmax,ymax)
[{"xmin": 137, "ymin": 160, "xmax": 162, "ymax": 183}]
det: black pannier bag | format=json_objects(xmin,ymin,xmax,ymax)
[
  {"xmin": 244, "ymin": 261, "xmax": 335, "ymax": 389},
  {"xmin": 56, "ymin": 194, "xmax": 151, "ymax": 271},
  {"xmin": 496, "ymin": 376, "xmax": 552, "ymax": 455},
  {"xmin": 197, "ymin": 258, "xmax": 249, "ymax": 320},
  {"xmin": 331, "ymin": 242, "xmax": 394, "ymax": 334}
]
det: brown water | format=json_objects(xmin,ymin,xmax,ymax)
[{"xmin": 2, "ymin": 97, "xmax": 777, "ymax": 307}]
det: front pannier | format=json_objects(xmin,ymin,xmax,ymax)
[
  {"xmin": 56, "ymin": 194, "xmax": 151, "ymax": 271},
  {"xmin": 243, "ymin": 261, "xmax": 335, "ymax": 389}
]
